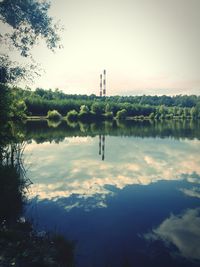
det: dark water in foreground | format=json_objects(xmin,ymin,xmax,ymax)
[{"xmin": 22, "ymin": 120, "xmax": 200, "ymax": 267}]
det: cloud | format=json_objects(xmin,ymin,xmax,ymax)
[
  {"xmin": 180, "ymin": 187, "xmax": 200, "ymax": 199},
  {"xmin": 25, "ymin": 136, "xmax": 200, "ymax": 210},
  {"xmin": 145, "ymin": 208, "xmax": 200, "ymax": 260}
]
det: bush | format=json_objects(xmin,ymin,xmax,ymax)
[
  {"xmin": 78, "ymin": 111, "xmax": 95, "ymax": 121},
  {"xmin": 103, "ymin": 112, "xmax": 114, "ymax": 120},
  {"xmin": 47, "ymin": 110, "xmax": 62, "ymax": 120},
  {"xmin": 149, "ymin": 112, "xmax": 155, "ymax": 119},
  {"xmin": 116, "ymin": 109, "xmax": 127, "ymax": 120},
  {"xmin": 66, "ymin": 110, "xmax": 78, "ymax": 121},
  {"xmin": 80, "ymin": 105, "xmax": 89, "ymax": 113},
  {"xmin": 159, "ymin": 114, "xmax": 165, "ymax": 120},
  {"xmin": 138, "ymin": 115, "xmax": 144, "ymax": 120},
  {"xmin": 91, "ymin": 102, "xmax": 105, "ymax": 115},
  {"xmin": 165, "ymin": 113, "xmax": 173, "ymax": 119}
]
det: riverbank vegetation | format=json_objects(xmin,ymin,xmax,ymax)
[
  {"xmin": 2, "ymin": 85, "xmax": 200, "ymax": 122},
  {"xmin": 0, "ymin": 121, "xmax": 75, "ymax": 267},
  {"xmin": 0, "ymin": 1, "xmax": 76, "ymax": 263}
]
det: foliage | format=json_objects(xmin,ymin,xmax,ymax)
[
  {"xmin": 0, "ymin": 0, "xmax": 61, "ymax": 123},
  {"xmin": 78, "ymin": 111, "xmax": 95, "ymax": 122},
  {"xmin": 47, "ymin": 110, "xmax": 62, "ymax": 120},
  {"xmin": 0, "ymin": 164, "xmax": 25, "ymax": 223},
  {"xmin": 91, "ymin": 102, "xmax": 105, "ymax": 115},
  {"xmin": 2, "ymin": 85, "xmax": 200, "ymax": 122},
  {"xmin": 0, "ymin": 55, "xmax": 28, "ymax": 84},
  {"xmin": 116, "ymin": 109, "xmax": 127, "ymax": 120},
  {"xmin": 0, "ymin": 0, "xmax": 60, "ymax": 56},
  {"xmin": 19, "ymin": 87, "xmax": 200, "ymax": 120},
  {"xmin": 0, "ymin": 0, "xmax": 61, "ymax": 83},
  {"xmin": 0, "ymin": 83, "xmax": 28, "ymax": 121},
  {"xmin": 16, "ymin": 87, "xmax": 200, "ymax": 121},
  {"xmin": 20, "ymin": 119, "xmax": 200, "ymax": 143},
  {"xmin": 80, "ymin": 104, "xmax": 89, "ymax": 113},
  {"xmin": 0, "ymin": 83, "xmax": 12, "ymax": 121},
  {"xmin": 66, "ymin": 109, "xmax": 78, "ymax": 121},
  {"xmin": 149, "ymin": 112, "xmax": 155, "ymax": 119},
  {"xmin": 0, "ymin": 121, "xmax": 75, "ymax": 267},
  {"xmin": 103, "ymin": 111, "xmax": 114, "ymax": 120}
]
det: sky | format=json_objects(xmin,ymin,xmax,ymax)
[{"xmin": 3, "ymin": 0, "xmax": 200, "ymax": 95}]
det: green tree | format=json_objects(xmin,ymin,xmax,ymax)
[
  {"xmin": 172, "ymin": 106, "xmax": 178, "ymax": 116},
  {"xmin": 105, "ymin": 103, "xmax": 112, "ymax": 113},
  {"xmin": 158, "ymin": 105, "xmax": 166, "ymax": 116},
  {"xmin": 183, "ymin": 107, "xmax": 189, "ymax": 118},
  {"xmin": 0, "ymin": 0, "xmax": 61, "ymax": 63},
  {"xmin": 47, "ymin": 110, "xmax": 62, "ymax": 120},
  {"xmin": 149, "ymin": 112, "xmax": 155, "ymax": 119},
  {"xmin": 104, "ymin": 111, "xmax": 113, "ymax": 120},
  {"xmin": 12, "ymin": 100, "xmax": 27, "ymax": 119},
  {"xmin": 80, "ymin": 105, "xmax": 89, "ymax": 113},
  {"xmin": 91, "ymin": 102, "xmax": 105, "ymax": 115},
  {"xmin": 0, "ymin": 84, "xmax": 12, "ymax": 121},
  {"xmin": 177, "ymin": 107, "xmax": 183, "ymax": 117},
  {"xmin": 0, "ymin": 0, "xmax": 61, "ymax": 120},
  {"xmin": 190, "ymin": 106, "xmax": 197, "ymax": 119},
  {"xmin": 116, "ymin": 109, "xmax": 127, "ymax": 120},
  {"xmin": 66, "ymin": 110, "xmax": 78, "ymax": 121},
  {"xmin": 196, "ymin": 102, "xmax": 200, "ymax": 118}
]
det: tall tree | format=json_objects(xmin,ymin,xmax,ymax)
[{"xmin": 0, "ymin": 0, "xmax": 61, "ymax": 121}]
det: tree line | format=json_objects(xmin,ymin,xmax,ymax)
[{"xmin": 2, "ymin": 86, "xmax": 200, "ymax": 121}]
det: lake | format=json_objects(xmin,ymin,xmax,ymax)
[{"xmin": 22, "ymin": 120, "xmax": 200, "ymax": 267}]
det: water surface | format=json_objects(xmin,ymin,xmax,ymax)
[{"xmin": 23, "ymin": 120, "xmax": 200, "ymax": 267}]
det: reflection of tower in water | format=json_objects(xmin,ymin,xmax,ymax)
[
  {"xmin": 98, "ymin": 134, "xmax": 105, "ymax": 161},
  {"xmin": 99, "ymin": 134, "xmax": 101, "ymax": 155}
]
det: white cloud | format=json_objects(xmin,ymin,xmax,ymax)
[
  {"xmin": 145, "ymin": 208, "xmax": 200, "ymax": 260},
  {"xmin": 24, "ymin": 136, "xmax": 200, "ymax": 210},
  {"xmin": 180, "ymin": 187, "xmax": 200, "ymax": 199}
]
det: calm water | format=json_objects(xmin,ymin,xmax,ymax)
[{"xmin": 23, "ymin": 120, "xmax": 200, "ymax": 267}]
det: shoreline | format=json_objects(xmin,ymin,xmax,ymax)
[{"xmin": 26, "ymin": 116, "xmax": 199, "ymax": 122}]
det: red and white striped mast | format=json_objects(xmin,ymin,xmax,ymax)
[
  {"xmin": 103, "ymin": 69, "xmax": 106, "ymax": 97},
  {"xmin": 100, "ymin": 74, "xmax": 102, "ymax": 97},
  {"xmin": 100, "ymin": 69, "xmax": 106, "ymax": 97}
]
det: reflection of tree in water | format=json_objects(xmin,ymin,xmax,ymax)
[
  {"xmin": 23, "ymin": 119, "xmax": 200, "ymax": 144},
  {"xmin": 0, "ymin": 125, "xmax": 75, "ymax": 267},
  {"xmin": 0, "ymin": 140, "xmax": 29, "ymax": 224},
  {"xmin": 99, "ymin": 134, "xmax": 105, "ymax": 161}
]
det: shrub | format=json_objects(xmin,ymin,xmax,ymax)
[
  {"xmin": 66, "ymin": 110, "xmax": 78, "ymax": 121},
  {"xmin": 149, "ymin": 112, "xmax": 155, "ymax": 119},
  {"xmin": 78, "ymin": 111, "xmax": 95, "ymax": 121},
  {"xmin": 80, "ymin": 105, "xmax": 89, "ymax": 113},
  {"xmin": 103, "ymin": 112, "xmax": 114, "ymax": 120},
  {"xmin": 116, "ymin": 109, "xmax": 127, "ymax": 120},
  {"xmin": 47, "ymin": 110, "xmax": 62, "ymax": 120},
  {"xmin": 165, "ymin": 113, "xmax": 173, "ymax": 119},
  {"xmin": 159, "ymin": 114, "xmax": 165, "ymax": 120},
  {"xmin": 91, "ymin": 102, "xmax": 105, "ymax": 115},
  {"xmin": 138, "ymin": 115, "xmax": 144, "ymax": 120}
]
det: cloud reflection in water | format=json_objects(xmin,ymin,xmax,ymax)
[
  {"xmin": 145, "ymin": 208, "xmax": 200, "ymax": 260},
  {"xmin": 24, "ymin": 136, "xmax": 200, "ymax": 211}
]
